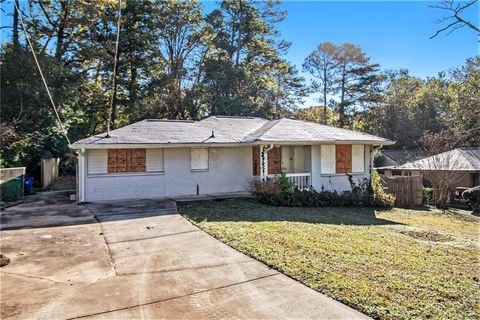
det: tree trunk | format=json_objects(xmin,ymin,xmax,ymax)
[
  {"xmin": 13, "ymin": 0, "xmax": 20, "ymax": 52},
  {"xmin": 234, "ymin": 2, "xmax": 243, "ymax": 66},
  {"xmin": 128, "ymin": 65, "xmax": 138, "ymax": 105},
  {"xmin": 110, "ymin": 82, "xmax": 118, "ymax": 128},
  {"xmin": 433, "ymin": 187, "xmax": 449, "ymax": 209},
  {"xmin": 322, "ymin": 59, "xmax": 327, "ymax": 122},
  {"xmin": 54, "ymin": 2, "xmax": 69, "ymax": 61},
  {"xmin": 110, "ymin": 52, "xmax": 121, "ymax": 128},
  {"xmin": 339, "ymin": 64, "xmax": 347, "ymax": 127}
]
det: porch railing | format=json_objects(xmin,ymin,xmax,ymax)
[
  {"xmin": 285, "ymin": 173, "xmax": 311, "ymax": 190},
  {"xmin": 260, "ymin": 173, "xmax": 311, "ymax": 190}
]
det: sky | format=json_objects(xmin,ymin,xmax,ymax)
[
  {"xmin": 209, "ymin": 0, "xmax": 479, "ymax": 106},
  {"xmin": 1, "ymin": 0, "xmax": 478, "ymax": 107}
]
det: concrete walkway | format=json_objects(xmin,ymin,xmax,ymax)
[{"xmin": 1, "ymin": 192, "xmax": 367, "ymax": 319}]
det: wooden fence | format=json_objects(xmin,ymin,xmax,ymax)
[
  {"xmin": 41, "ymin": 158, "xmax": 60, "ymax": 189},
  {"xmin": 381, "ymin": 175, "xmax": 423, "ymax": 207}
]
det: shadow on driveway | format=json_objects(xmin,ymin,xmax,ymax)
[{"xmin": 0, "ymin": 191, "xmax": 177, "ymax": 231}]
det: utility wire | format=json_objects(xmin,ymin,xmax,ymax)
[
  {"xmin": 106, "ymin": 0, "xmax": 122, "ymax": 137},
  {"xmin": 13, "ymin": 0, "xmax": 71, "ymax": 145}
]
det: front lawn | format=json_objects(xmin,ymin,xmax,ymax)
[{"xmin": 178, "ymin": 199, "xmax": 480, "ymax": 320}]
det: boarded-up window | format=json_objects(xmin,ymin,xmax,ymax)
[
  {"xmin": 352, "ymin": 145, "xmax": 365, "ymax": 173},
  {"xmin": 108, "ymin": 149, "xmax": 146, "ymax": 173},
  {"xmin": 191, "ymin": 148, "xmax": 209, "ymax": 171},
  {"xmin": 268, "ymin": 147, "xmax": 282, "ymax": 174},
  {"xmin": 253, "ymin": 146, "xmax": 260, "ymax": 176},
  {"xmin": 320, "ymin": 145, "xmax": 335, "ymax": 174},
  {"xmin": 87, "ymin": 150, "xmax": 107, "ymax": 174},
  {"xmin": 146, "ymin": 149, "xmax": 164, "ymax": 172},
  {"xmin": 336, "ymin": 145, "xmax": 352, "ymax": 174},
  {"xmin": 252, "ymin": 146, "xmax": 282, "ymax": 175}
]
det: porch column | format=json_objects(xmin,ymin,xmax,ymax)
[{"xmin": 260, "ymin": 145, "xmax": 268, "ymax": 181}]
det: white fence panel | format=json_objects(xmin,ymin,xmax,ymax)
[{"xmin": 41, "ymin": 158, "xmax": 60, "ymax": 189}]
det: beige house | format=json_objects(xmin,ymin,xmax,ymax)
[
  {"xmin": 383, "ymin": 147, "xmax": 480, "ymax": 190},
  {"xmin": 70, "ymin": 116, "xmax": 393, "ymax": 202}
]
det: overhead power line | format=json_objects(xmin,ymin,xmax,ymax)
[
  {"xmin": 13, "ymin": 0, "xmax": 71, "ymax": 145},
  {"xmin": 106, "ymin": 0, "xmax": 122, "ymax": 138}
]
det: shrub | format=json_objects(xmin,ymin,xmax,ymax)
[
  {"xmin": 250, "ymin": 171, "xmax": 395, "ymax": 209},
  {"xmin": 371, "ymin": 170, "xmax": 396, "ymax": 208},
  {"xmin": 278, "ymin": 172, "xmax": 295, "ymax": 193},
  {"xmin": 462, "ymin": 186, "xmax": 480, "ymax": 214},
  {"xmin": 423, "ymin": 187, "xmax": 433, "ymax": 205}
]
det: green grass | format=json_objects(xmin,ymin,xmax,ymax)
[{"xmin": 178, "ymin": 199, "xmax": 480, "ymax": 320}]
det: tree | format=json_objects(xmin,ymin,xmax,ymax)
[
  {"xmin": 356, "ymin": 56, "xmax": 479, "ymax": 149},
  {"xmin": 152, "ymin": 0, "xmax": 209, "ymax": 119},
  {"xmin": 419, "ymin": 132, "xmax": 469, "ymax": 208},
  {"xmin": 303, "ymin": 43, "xmax": 384, "ymax": 128},
  {"xmin": 443, "ymin": 56, "xmax": 480, "ymax": 146},
  {"xmin": 112, "ymin": 0, "xmax": 160, "ymax": 125},
  {"xmin": 430, "ymin": 0, "xmax": 479, "ymax": 39},
  {"xmin": 202, "ymin": 0, "xmax": 304, "ymax": 118},
  {"xmin": 334, "ymin": 43, "xmax": 384, "ymax": 127},
  {"xmin": 0, "ymin": 45, "xmax": 82, "ymax": 171},
  {"xmin": 303, "ymin": 42, "xmax": 338, "ymax": 119},
  {"xmin": 292, "ymin": 105, "xmax": 337, "ymax": 126}
]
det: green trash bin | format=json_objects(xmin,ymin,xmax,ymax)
[{"xmin": 1, "ymin": 177, "xmax": 23, "ymax": 200}]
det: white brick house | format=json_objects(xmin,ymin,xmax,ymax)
[{"xmin": 70, "ymin": 116, "xmax": 394, "ymax": 202}]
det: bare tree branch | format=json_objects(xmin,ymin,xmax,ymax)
[{"xmin": 430, "ymin": 0, "xmax": 479, "ymax": 39}]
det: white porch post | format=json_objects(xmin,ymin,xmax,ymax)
[
  {"xmin": 260, "ymin": 144, "xmax": 268, "ymax": 181},
  {"xmin": 260, "ymin": 145, "xmax": 265, "ymax": 181}
]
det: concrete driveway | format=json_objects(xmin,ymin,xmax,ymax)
[{"xmin": 1, "ymin": 192, "xmax": 367, "ymax": 319}]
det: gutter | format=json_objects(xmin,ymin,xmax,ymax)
[{"xmin": 264, "ymin": 144, "xmax": 274, "ymax": 153}]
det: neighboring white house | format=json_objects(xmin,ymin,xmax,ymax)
[{"xmin": 70, "ymin": 116, "xmax": 394, "ymax": 202}]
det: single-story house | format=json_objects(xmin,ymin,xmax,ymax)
[
  {"xmin": 70, "ymin": 116, "xmax": 394, "ymax": 202},
  {"xmin": 381, "ymin": 147, "xmax": 480, "ymax": 189}
]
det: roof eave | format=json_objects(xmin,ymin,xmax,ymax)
[
  {"xmin": 70, "ymin": 139, "xmax": 394, "ymax": 149},
  {"xmin": 380, "ymin": 166, "xmax": 478, "ymax": 172},
  {"xmin": 69, "ymin": 142, "xmax": 253, "ymax": 149},
  {"xmin": 246, "ymin": 139, "xmax": 395, "ymax": 146}
]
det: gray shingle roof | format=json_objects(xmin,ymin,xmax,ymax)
[
  {"xmin": 72, "ymin": 116, "xmax": 393, "ymax": 147},
  {"xmin": 380, "ymin": 149, "xmax": 426, "ymax": 166},
  {"xmin": 395, "ymin": 148, "xmax": 480, "ymax": 171},
  {"xmin": 242, "ymin": 118, "xmax": 391, "ymax": 143}
]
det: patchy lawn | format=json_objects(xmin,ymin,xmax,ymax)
[
  {"xmin": 46, "ymin": 176, "xmax": 76, "ymax": 191},
  {"xmin": 179, "ymin": 199, "xmax": 480, "ymax": 320}
]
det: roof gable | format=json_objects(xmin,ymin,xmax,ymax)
[{"xmin": 396, "ymin": 147, "xmax": 480, "ymax": 171}]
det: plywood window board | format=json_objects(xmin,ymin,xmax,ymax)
[
  {"xmin": 335, "ymin": 145, "xmax": 352, "ymax": 174},
  {"xmin": 252, "ymin": 146, "xmax": 282, "ymax": 175},
  {"xmin": 108, "ymin": 149, "xmax": 146, "ymax": 173}
]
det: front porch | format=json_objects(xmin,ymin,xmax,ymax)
[
  {"xmin": 253, "ymin": 145, "xmax": 312, "ymax": 190},
  {"xmin": 263, "ymin": 172, "xmax": 312, "ymax": 190}
]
